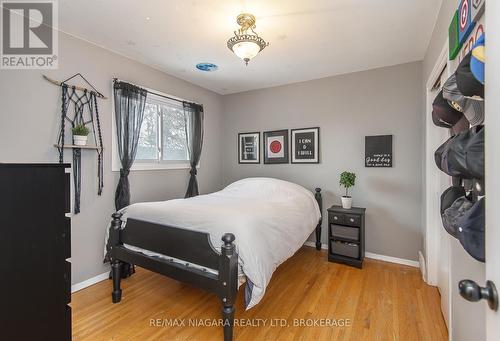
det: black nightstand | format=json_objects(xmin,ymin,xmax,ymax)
[{"xmin": 327, "ymin": 205, "xmax": 366, "ymax": 268}]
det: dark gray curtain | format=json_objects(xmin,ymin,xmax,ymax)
[
  {"xmin": 184, "ymin": 102, "xmax": 204, "ymax": 198},
  {"xmin": 113, "ymin": 80, "xmax": 148, "ymax": 210}
]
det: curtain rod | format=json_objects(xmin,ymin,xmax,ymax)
[{"xmin": 113, "ymin": 78, "xmax": 202, "ymax": 107}]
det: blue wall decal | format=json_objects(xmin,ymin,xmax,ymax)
[{"xmin": 196, "ymin": 63, "xmax": 218, "ymax": 72}]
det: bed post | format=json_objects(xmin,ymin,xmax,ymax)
[
  {"xmin": 315, "ymin": 188, "xmax": 323, "ymax": 250},
  {"xmin": 219, "ymin": 233, "xmax": 238, "ymax": 341},
  {"xmin": 110, "ymin": 212, "xmax": 123, "ymax": 303}
]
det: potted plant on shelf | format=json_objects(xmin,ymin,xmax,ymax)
[
  {"xmin": 339, "ymin": 171, "xmax": 356, "ymax": 209},
  {"xmin": 72, "ymin": 124, "xmax": 90, "ymax": 146}
]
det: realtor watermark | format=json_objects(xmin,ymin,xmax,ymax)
[
  {"xmin": 150, "ymin": 318, "xmax": 352, "ymax": 328},
  {"xmin": 1, "ymin": 0, "xmax": 58, "ymax": 69}
]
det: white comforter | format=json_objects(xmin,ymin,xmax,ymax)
[{"xmin": 115, "ymin": 177, "xmax": 321, "ymax": 309}]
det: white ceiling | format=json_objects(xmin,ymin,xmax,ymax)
[{"xmin": 59, "ymin": 0, "xmax": 441, "ymax": 95}]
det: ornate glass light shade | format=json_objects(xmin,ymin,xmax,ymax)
[{"xmin": 227, "ymin": 13, "xmax": 269, "ymax": 65}]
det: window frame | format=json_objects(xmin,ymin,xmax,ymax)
[{"xmin": 111, "ymin": 81, "xmax": 197, "ymax": 172}]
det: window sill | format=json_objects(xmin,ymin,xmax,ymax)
[{"xmin": 112, "ymin": 162, "xmax": 196, "ymax": 172}]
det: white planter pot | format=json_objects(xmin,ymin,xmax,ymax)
[
  {"xmin": 341, "ymin": 196, "xmax": 352, "ymax": 209},
  {"xmin": 73, "ymin": 135, "xmax": 88, "ymax": 146}
]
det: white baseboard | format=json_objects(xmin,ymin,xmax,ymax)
[
  {"xmin": 365, "ymin": 252, "xmax": 419, "ymax": 268},
  {"xmin": 418, "ymin": 251, "xmax": 427, "ymax": 281},
  {"xmin": 304, "ymin": 241, "xmax": 419, "ymax": 268},
  {"xmin": 71, "ymin": 271, "xmax": 109, "ymax": 293},
  {"xmin": 304, "ymin": 240, "xmax": 328, "ymax": 250}
]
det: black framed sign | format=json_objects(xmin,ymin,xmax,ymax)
[
  {"xmin": 238, "ymin": 132, "xmax": 260, "ymax": 164},
  {"xmin": 291, "ymin": 127, "xmax": 320, "ymax": 163},
  {"xmin": 263, "ymin": 129, "xmax": 289, "ymax": 164},
  {"xmin": 365, "ymin": 135, "xmax": 393, "ymax": 167}
]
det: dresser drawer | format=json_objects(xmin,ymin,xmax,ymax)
[
  {"xmin": 63, "ymin": 305, "xmax": 72, "ymax": 341},
  {"xmin": 331, "ymin": 241, "xmax": 359, "ymax": 259},
  {"xmin": 344, "ymin": 214, "xmax": 361, "ymax": 227},
  {"xmin": 64, "ymin": 172, "xmax": 70, "ymax": 213},
  {"xmin": 331, "ymin": 224, "xmax": 359, "ymax": 241},
  {"xmin": 63, "ymin": 260, "xmax": 71, "ymax": 304},
  {"xmin": 329, "ymin": 212, "xmax": 345, "ymax": 225},
  {"xmin": 63, "ymin": 217, "xmax": 71, "ymax": 259}
]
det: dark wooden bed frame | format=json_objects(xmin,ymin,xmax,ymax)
[{"xmin": 108, "ymin": 188, "xmax": 322, "ymax": 341}]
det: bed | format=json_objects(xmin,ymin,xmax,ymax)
[{"xmin": 107, "ymin": 177, "xmax": 323, "ymax": 341}]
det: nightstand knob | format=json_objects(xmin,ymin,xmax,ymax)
[
  {"xmin": 350, "ymin": 218, "xmax": 354, "ymax": 222},
  {"xmin": 334, "ymin": 216, "xmax": 338, "ymax": 220}
]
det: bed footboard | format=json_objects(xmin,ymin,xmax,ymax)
[
  {"xmin": 315, "ymin": 188, "xmax": 323, "ymax": 250},
  {"xmin": 108, "ymin": 213, "xmax": 238, "ymax": 341}
]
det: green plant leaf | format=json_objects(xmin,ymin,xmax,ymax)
[{"xmin": 72, "ymin": 124, "xmax": 90, "ymax": 136}]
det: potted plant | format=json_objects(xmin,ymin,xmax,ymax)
[
  {"xmin": 72, "ymin": 124, "xmax": 90, "ymax": 146},
  {"xmin": 339, "ymin": 171, "xmax": 356, "ymax": 209}
]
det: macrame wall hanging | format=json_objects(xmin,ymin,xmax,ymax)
[{"xmin": 44, "ymin": 73, "xmax": 106, "ymax": 214}]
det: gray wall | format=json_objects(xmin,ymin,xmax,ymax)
[
  {"xmin": 0, "ymin": 31, "xmax": 426, "ymax": 286},
  {"xmin": 0, "ymin": 32, "xmax": 224, "ymax": 284},
  {"xmin": 222, "ymin": 62, "xmax": 424, "ymax": 261}
]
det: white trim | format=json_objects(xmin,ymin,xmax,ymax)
[
  {"xmin": 304, "ymin": 241, "xmax": 328, "ymax": 250},
  {"xmin": 419, "ymin": 251, "xmax": 427, "ymax": 282},
  {"xmin": 424, "ymin": 42, "xmax": 450, "ymax": 287},
  {"xmin": 365, "ymin": 252, "xmax": 419, "ymax": 268},
  {"xmin": 303, "ymin": 242, "xmax": 419, "ymax": 268},
  {"xmin": 119, "ymin": 162, "xmax": 194, "ymax": 172},
  {"xmin": 111, "ymin": 80, "xmax": 197, "ymax": 172},
  {"xmin": 71, "ymin": 271, "xmax": 108, "ymax": 293}
]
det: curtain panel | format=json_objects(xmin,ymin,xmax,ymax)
[
  {"xmin": 183, "ymin": 102, "xmax": 204, "ymax": 198},
  {"xmin": 113, "ymin": 80, "xmax": 148, "ymax": 210}
]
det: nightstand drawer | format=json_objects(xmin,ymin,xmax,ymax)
[
  {"xmin": 344, "ymin": 214, "xmax": 361, "ymax": 227},
  {"xmin": 331, "ymin": 241, "xmax": 359, "ymax": 259},
  {"xmin": 329, "ymin": 212, "xmax": 345, "ymax": 224},
  {"xmin": 331, "ymin": 224, "xmax": 359, "ymax": 241}
]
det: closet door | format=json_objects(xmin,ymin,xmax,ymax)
[
  {"xmin": 447, "ymin": 14, "xmax": 486, "ymax": 341},
  {"xmin": 485, "ymin": 3, "xmax": 500, "ymax": 340}
]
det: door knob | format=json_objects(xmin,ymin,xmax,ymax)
[{"xmin": 459, "ymin": 279, "xmax": 498, "ymax": 311}]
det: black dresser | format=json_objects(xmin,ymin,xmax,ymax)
[
  {"xmin": 0, "ymin": 163, "xmax": 72, "ymax": 340},
  {"xmin": 327, "ymin": 205, "xmax": 366, "ymax": 268}
]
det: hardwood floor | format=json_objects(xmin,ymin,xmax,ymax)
[{"xmin": 72, "ymin": 247, "xmax": 447, "ymax": 340}]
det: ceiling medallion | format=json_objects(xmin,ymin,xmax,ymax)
[{"xmin": 227, "ymin": 13, "xmax": 269, "ymax": 65}]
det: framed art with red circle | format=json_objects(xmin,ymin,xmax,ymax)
[{"xmin": 263, "ymin": 129, "xmax": 289, "ymax": 164}]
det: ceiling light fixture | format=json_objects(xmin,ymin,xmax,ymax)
[{"xmin": 227, "ymin": 13, "xmax": 269, "ymax": 65}]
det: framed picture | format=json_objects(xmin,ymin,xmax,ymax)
[
  {"xmin": 263, "ymin": 129, "xmax": 289, "ymax": 164},
  {"xmin": 238, "ymin": 132, "xmax": 260, "ymax": 164},
  {"xmin": 365, "ymin": 135, "xmax": 393, "ymax": 167},
  {"xmin": 291, "ymin": 127, "xmax": 320, "ymax": 163}
]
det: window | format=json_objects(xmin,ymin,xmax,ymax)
[
  {"xmin": 136, "ymin": 94, "xmax": 189, "ymax": 162},
  {"xmin": 112, "ymin": 89, "xmax": 193, "ymax": 171}
]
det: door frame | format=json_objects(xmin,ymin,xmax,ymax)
[
  {"xmin": 424, "ymin": 42, "xmax": 449, "ymax": 286},
  {"xmin": 424, "ymin": 42, "xmax": 453, "ymax": 333}
]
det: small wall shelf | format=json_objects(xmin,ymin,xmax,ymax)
[{"xmin": 54, "ymin": 144, "xmax": 103, "ymax": 150}]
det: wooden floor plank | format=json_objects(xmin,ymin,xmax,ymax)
[{"xmin": 72, "ymin": 247, "xmax": 447, "ymax": 340}]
